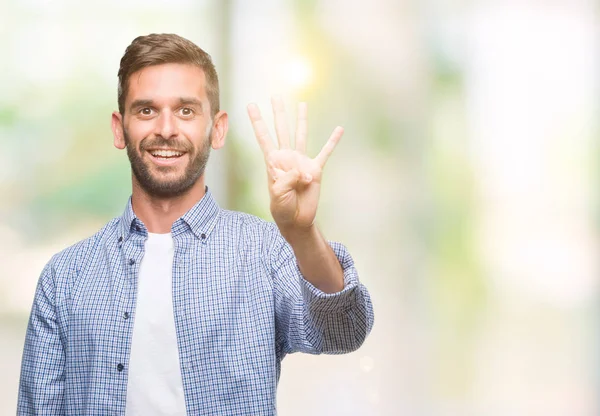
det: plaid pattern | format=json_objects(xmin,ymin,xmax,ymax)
[{"xmin": 18, "ymin": 189, "xmax": 374, "ymax": 415}]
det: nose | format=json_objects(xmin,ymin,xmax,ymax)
[{"xmin": 156, "ymin": 110, "xmax": 179, "ymax": 139}]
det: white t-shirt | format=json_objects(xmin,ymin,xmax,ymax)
[{"xmin": 125, "ymin": 232, "xmax": 187, "ymax": 416}]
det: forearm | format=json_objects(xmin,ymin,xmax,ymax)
[
  {"xmin": 19, "ymin": 265, "xmax": 66, "ymax": 414},
  {"xmin": 272, "ymin": 232, "xmax": 375, "ymax": 354},
  {"xmin": 280, "ymin": 224, "xmax": 344, "ymax": 293}
]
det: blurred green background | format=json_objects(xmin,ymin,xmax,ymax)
[{"xmin": 1, "ymin": 0, "xmax": 598, "ymax": 414}]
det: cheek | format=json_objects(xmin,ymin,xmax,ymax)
[
  {"xmin": 204, "ymin": 120, "xmax": 213, "ymax": 137},
  {"xmin": 126, "ymin": 124, "xmax": 153, "ymax": 147},
  {"xmin": 181, "ymin": 122, "xmax": 211, "ymax": 146}
]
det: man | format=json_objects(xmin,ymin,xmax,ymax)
[{"xmin": 18, "ymin": 33, "xmax": 374, "ymax": 415}]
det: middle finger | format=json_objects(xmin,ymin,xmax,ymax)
[{"xmin": 271, "ymin": 95, "xmax": 291, "ymax": 149}]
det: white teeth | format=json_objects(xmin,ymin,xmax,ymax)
[{"xmin": 150, "ymin": 149, "xmax": 183, "ymax": 157}]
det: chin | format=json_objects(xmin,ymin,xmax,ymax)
[{"xmin": 141, "ymin": 173, "xmax": 202, "ymax": 198}]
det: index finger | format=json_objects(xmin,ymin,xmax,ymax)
[{"xmin": 247, "ymin": 103, "xmax": 275, "ymax": 155}]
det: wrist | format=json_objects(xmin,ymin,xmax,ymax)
[{"xmin": 278, "ymin": 223, "xmax": 318, "ymax": 246}]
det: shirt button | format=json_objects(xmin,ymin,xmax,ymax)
[
  {"xmin": 123, "ymin": 312, "xmax": 130, "ymax": 320},
  {"xmin": 201, "ymin": 233, "xmax": 206, "ymax": 239},
  {"xmin": 129, "ymin": 258, "xmax": 135, "ymax": 265},
  {"xmin": 135, "ymin": 225, "xmax": 141, "ymax": 232},
  {"xmin": 117, "ymin": 363, "xmax": 124, "ymax": 372},
  {"xmin": 118, "ymin": 236, "xmax": 123, "ymax": 243}
]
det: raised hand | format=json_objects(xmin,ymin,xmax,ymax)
[{"xmin": 247, "ymin": 96, "xmax": 343, "ymax": 235}]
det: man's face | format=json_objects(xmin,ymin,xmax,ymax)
[{"xmin": 117, "ymin": 63, "xmax": 216, "ymax": 198}]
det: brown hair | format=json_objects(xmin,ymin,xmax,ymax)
[{"xmin": 117, "ymin": 33, "xmax": 220, "ymax": 117}]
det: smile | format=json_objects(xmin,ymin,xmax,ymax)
[
  {"xmin": 149, "ymin": 149, "xmax": 184, "ymax": 158},
  {"xmin": 146, "ymin": 149, "xmax": 187, "ymax": 166}
]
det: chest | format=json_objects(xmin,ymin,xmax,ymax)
[{"xmin": 64, "ymin": 240, "xmax": 275, "ymax": 357}]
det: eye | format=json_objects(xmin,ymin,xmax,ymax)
[
  {"xmin": 179, "ymin": 107, "xmax": 194, "ymax": 117},
  {"xmin": 139, "ymin": 107, "xmax": 154, "ymax": 116}
]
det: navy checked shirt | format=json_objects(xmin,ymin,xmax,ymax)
[{"xmin": 18, "ymin": 189, "xmax": 374, "ymax": 415}]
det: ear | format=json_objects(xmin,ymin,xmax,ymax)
[
  {"xmin": 112, "ymin": 111, "xmax": 126, "ymax": 150},
  {"xmin": 210, "ymin": 110, "xmax": 228, "ymax": 150}
]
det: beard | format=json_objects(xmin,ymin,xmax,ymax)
[{"xmin": 123, "ymin": 126, "xmax": 212, "ymax": 198}]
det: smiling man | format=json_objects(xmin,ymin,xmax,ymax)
[{"xmin": 17, "ymin": 33, "xmax": 374, "ymax": 415}]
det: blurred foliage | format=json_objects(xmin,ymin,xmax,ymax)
[
  {"xmin": 426, "ymin": 46, "xmax": 487, "ymax": 396},
  {"xmin": 2, "ymin": 73, "xmax": 130, "ymax": 241}
]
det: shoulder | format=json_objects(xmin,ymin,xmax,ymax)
[
  {"xmin": 213, "ymin": 209, "xmax": 283, "ymax": 254},
  {"xmin": 46, "ymin": 217, "xmax": 120, "ymax": 276},
  {"xmin": 216, "ymin": 209, "xmax": 278, "ymax": 235}
]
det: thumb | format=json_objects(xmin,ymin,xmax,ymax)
[{"xmin": 272, "ymin": 168, "xmax": 303, "ymax": 198}]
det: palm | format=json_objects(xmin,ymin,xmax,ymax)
[
  {"xmin": 247, "ymin": 97, "xmax": 343, "ymax": 230},
  {"xmin": 265, "ymin": 148, "xmax": 321, "ymax": 228}
]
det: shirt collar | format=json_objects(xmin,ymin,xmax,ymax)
[
  {"xmin": 178, "ymin": 187, "xmax": 221, "ymax": 240},
  {"xmin": 119, "ymin": 187, "xmax": 221, "ymax": 242}
]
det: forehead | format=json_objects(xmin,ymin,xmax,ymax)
[{"xmin": 126, "ymin": 63, "xmax": 207, "ymax": 106}]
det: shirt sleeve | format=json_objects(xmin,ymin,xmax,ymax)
[
  {"xmin": 269, "ymin": 229, "xmax": 374, "ymax": 356},
  {"xmin": 18, "ymin": 260, "xmax": 65, "ymax": 415}
]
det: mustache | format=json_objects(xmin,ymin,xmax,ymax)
[{"xmin": 139, "ymin": 136, "xmax": 193, "ymax": 153}]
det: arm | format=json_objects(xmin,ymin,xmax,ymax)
[
  {"xmin": 280, "ymin": 224, "xmax": 343, "ymax": 294},
  {"xmin": 18, "ymin": 261, "xmax": 65, "ymax": 415},
  {"xmin": 269, "ymin": 227, "xmax": 374, "ymax": 355},
  {"xmin": 247, "ymin": 97, "xmax": 345, "ymax": 294},
  {"xmin": 249, "ymin": 97, "xmax": 374, "ymax": 354}
]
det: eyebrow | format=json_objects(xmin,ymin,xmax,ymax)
[
  {"xmin": 178, "ymin": 97, "xmax": 203, "ymax": 108},
  {"xmin": 129, "ymin": 99, "xmax": 154, "ymax": 111},
  {"xmin": 129, "ymin": 97, "xmax": 204, "ymax": 112}
]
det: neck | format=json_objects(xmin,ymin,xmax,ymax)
[{"xmin": 130, "ymin": 175, "xmax": 207, "ymax": 234}]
